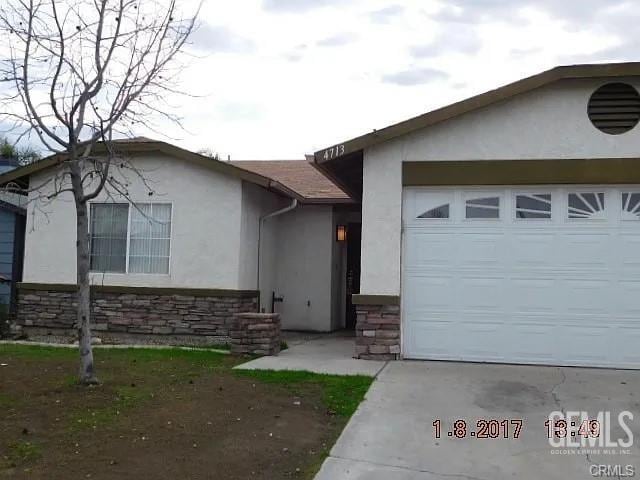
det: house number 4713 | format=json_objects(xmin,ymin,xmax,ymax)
[{"xmin": 322, "ymin": 144, "xmax": 345, "ymax": 161}]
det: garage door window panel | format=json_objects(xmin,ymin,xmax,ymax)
[
  {"xmin": 622, "ymin": 193, "xmax": 640, "ymax": 221},
  {"xmin": 418, "ymin": 204, "xmax": 450, "ymax": 219},
  {"xmin": 568, "ymin": 193, "xmax": 606, "ymax": 219},
  {"xmin": 415, "ymin": 192, "xmax": 453, "ymax": 220},
  {"xmin": 516, "ymin": 194, "xmax": 552, "ymax": 219},
  {"xmin": 466, "ymin": 196, "xmax": 500, "ymax": 219}
]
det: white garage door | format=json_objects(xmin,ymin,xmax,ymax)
[{"xmin": 403, "ymin": 186, "xmax": 640, "ymax": 368}]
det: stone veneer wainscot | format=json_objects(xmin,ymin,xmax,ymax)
[
  {"xmin": 354, "ymin": 296, "xmax": 401, "ymax": 360},
  {"xmin": 14, "ymin": 283, "xmax": 259, "ymax": 346}
]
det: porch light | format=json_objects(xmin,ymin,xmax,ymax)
[{"xmin": 336, "ymin": 224, "xmax": 347, "ymax": 242}]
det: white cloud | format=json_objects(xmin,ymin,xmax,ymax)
[
  {"xmin": 261, "ymin": 0, "xmax": 346, "ymax": 14},
  {"xmin": 191, "ymin": 23, "xmax": 256, "ymax": 54},
  {"xmin": 317, "ymin": 33, "xmax": 359, "ymax": 48},
  {"xmin": 369, "ymin": 5, "xmax": 405, "ymax": 24},
  {"xmin": 382, "ymin": 67, "xmax": 449, "ymax": 86},
  {"xmin": 12, "ymin": 0, "xmax": 637, "ymax": 159},
  {"xmin": 409, "ymin": 26, "xmax": 481, "ymax": 58}
]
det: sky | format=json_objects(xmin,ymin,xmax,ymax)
[{"xmin": 6, "ymin": 0, "xmax": 640, "ymax": 159}]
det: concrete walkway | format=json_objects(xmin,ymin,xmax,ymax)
[
  {"xmin": 316, "ymin": 360, "xmax": 640, "ymax": 479},
  {"xmin": 234, "ymin": 332, "xmax": 386, "ymax": 376}
]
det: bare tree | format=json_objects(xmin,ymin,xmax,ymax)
[{"xmin": 0, "ymin": 0, "xmax": 198, "ymax": 384}]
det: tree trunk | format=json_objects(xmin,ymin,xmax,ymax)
[
  {"xmin": 76, "ymin": 198, "xmax": 97, "ymax": 384},
  {"xmin": 70, "ymin": 158, "xmax": 98, "ymax": 385}
]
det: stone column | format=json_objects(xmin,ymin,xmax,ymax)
[
  {"xmin": 230, "ymin": 313, "xmax": 281, "ymax": 356},
  {"xmin": 354, "ymin": 303, "xmax": 400, "ymax": 361}
]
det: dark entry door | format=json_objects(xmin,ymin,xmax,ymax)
[{"xmin": 345, "ymin": 223, "xmax": 361, "ymax": 330}]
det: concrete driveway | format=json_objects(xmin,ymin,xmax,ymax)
[{"xmin": 316, "ymin": 361, "xmax": 640, "ymax": 480}]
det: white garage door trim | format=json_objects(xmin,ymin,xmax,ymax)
[{"xmin": 401, "ymin": 185, "xmax": 640, "ymax": 369}]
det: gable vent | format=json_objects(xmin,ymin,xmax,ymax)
[{"xmin": 588, "ymin": 82, "xmax": 640, "ymax": 135}]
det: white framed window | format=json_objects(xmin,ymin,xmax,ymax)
[
  {"xmin": 90, "ymin": 202, "xmax": 172, "ymax": 274},
  {"xmin": 129, "ymin": 203, "xmax": 172, "ymax": 274},
  {"xmin": 567, "ymin": 192, "xmax": 606, "ymax": 220},
  {"xmin": 465, "ymin": 195, "xmax": 501, "ymax": 219},
  {"xmin": 622, "ymin": 192, "xmax": 640, "ymax": 221},
  {"xmin": 89, "ymin": 204, "xmax": 129, "ymax": 273},
  {"xmin": 515, "ymin": 193, "xmax": 552, "ymax": 219}
]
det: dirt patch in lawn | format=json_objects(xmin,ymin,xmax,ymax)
[{"xmin": 0, "ymin": 346, "xmax": 372, "ymax": 479}]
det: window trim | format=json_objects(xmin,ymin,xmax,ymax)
[
  {"xmin": 89, "ymin": 201, "xmax": 173, "ymax": 276},
  {"xmin": 514, "ymin": 192, "xmax": 553, "ymax": 221},
  {"xmin": 125, "ymin": 204, "xmax": 132, "ymax": 273}
]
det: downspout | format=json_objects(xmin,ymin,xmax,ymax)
[{"xmin": 257, "ymin": 195, "xmax": 298, "ymax": 312}]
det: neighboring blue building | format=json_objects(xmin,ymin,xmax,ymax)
[{"xmin": 0, "ymin": 157, "xmax": 26, "ymax": 316}]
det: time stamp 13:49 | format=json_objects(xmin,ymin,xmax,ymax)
[{"xmin": 432, "ymin": 419, "xmax": 602, "ymax": 440}]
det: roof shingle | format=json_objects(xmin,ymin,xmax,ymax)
[{"xmin": 231, "ymin": 160, "xmax": 351, "ymax": 202}]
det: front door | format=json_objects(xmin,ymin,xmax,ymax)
[{"xmin": 345, "ymin": 223, "xmax": 361, "ymax": 330}]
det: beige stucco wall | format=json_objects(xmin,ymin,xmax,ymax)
[
  {"xmin": 238, "ymin": 181, "xmax": 288, "ymax": 310},
  {"xmin": 360, "ymin": 77, "xmax": 640, "ymax": 295},
  {"xmin": 273, "ymin": 205, "xmax": 336, "ymax": 331},
  {"xmin": 23, "ymin": 154, "xmax": 344, "ymax": 331},
  {"xmin": 361, "ymin": 141, "xmax": 403, "ymax": 296},
  {"xmin": 23, "ymin": 153, "xmax": 246, "ymax": 289}
]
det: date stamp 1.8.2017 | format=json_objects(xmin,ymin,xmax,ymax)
[{"xmin": 432, "ymin": 419, "xmax": 524, "ymax": 439}]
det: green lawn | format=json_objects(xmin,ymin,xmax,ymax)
[{"xmin": 235, "ymin": 369, "xmax": 372, "ymax": 417}]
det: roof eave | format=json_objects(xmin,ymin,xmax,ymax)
[
  {"xmin": 0, "ymin": 141, "xmax": 301, "ymax": 202},
  {"xmin": 308, "ymin": 157, "xmax": 361, "ymax": 201},
  {"xmin": 313, "ymin": 62, "xmax": 640, "ymax": 164},
  {"xmin": 299, "ymin": 197, "xmax": 355, "ymax": 205}
]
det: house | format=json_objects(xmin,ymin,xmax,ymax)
[
  {"xmin": 0, "ymin": 156, "xmax": 26, "ymax": 335},
  {"xmin": 0, "ymin": 198, "xmax": 26, "ymax": 307},
  {"xmin": 4, "ymin": 61, "xmax": 640, "ymax": 369},
  {"xmin": 313, "ymin": 61, "xmax": 640, "ymax": 369},
  {"xmin": 0, "ymin": 139, "xmax": 359, "ymax": 345}
]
